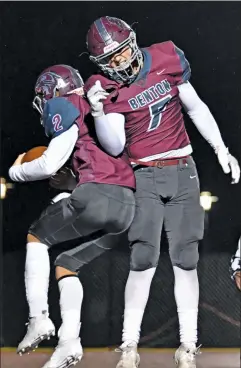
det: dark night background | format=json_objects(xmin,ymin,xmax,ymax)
[{"xmin": 0, "ymin": 2, "xmax": 240, "ymax": 348}]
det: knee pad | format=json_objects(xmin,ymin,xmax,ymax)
[
  {"xmin": 169, "ymin": 241, "xmax": 199, "ymax": 270},
  {"xmin": 130, "ymin": 241, "xmax": 160, "ymax": 271}
]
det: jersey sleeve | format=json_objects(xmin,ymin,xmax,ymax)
[
  {"xmin": 156, "ymin": 41, "xmax": 191, "ymax": 85},
  {"xmin": 173, "ymin": 43, "xmax": 191, "ymax": 84},
  {"xmin": 43, "ymin": 97, "xmax": 80, "ymax": 138}
]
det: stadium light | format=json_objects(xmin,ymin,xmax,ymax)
[
  {"xmin": 200, "ymin": 191, "xmax": 218, "ymax": 212},
  {"xmin": 0, "ymin": 177, "xmax": 14, "ymax": 199}
]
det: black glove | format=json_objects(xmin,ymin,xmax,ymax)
[{"xmin": 49, "ymin": 166, "xmax": 78, "ymax": 191}]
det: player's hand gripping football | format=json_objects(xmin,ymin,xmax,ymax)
[
  {"xmin": 11, "ymin": 153, "xmax": 26, "ymax": 166},
  {"xmin": 49, "ymin": 165, "xmax": 77, "ymax": 191},
  {"xmin": 87, "ymin": 80, "xmax": 109, "ymax": 117},
  {"xmin": 217, "ymin": 147, "xmax": 240, "ymax": 184}
]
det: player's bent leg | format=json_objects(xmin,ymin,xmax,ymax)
[
  {"xmin": 17, "ymin": 194, "xmax": 71, "ymax": 356},
  {"xmin": 43, "ymin": 234, "xmax": 124, "ymax": 368},
  {"xmin": 41, "ymin": 266, "xmax": 83, "ymax": 368},
  {"xmin": 19, "ymin": 184, "xmax": 134, "ymax": 360},
  {"xmin": 164, "ymin": 157, "xmax": 204, "ymax": 368},
  {"xmin": 17, "ymin": 234, "xmax": 55, "ymax": 355},
  {"xmin": 55, "ymin": 234, "xmax": 122, "ymax": 272},
  {"xmin": 24, "ymin": 186, "xmax": 119, "ymax": 355},
  {"xmin": 29, "ymin": 184, "xmax": 135, "ymax": 246}
]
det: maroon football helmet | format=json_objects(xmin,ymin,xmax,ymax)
[
  {"xmin": 33, "ymin": 64, "xmax": 84, "ymax": 122},
  {"xmin": 86, "ymin": 16, "xmax": 143, "ymax": 84}
]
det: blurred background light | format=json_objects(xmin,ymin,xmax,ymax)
[
  {"xmin": 200, "ymin": 191, "xmax": 219, "ymax": 212},
  {"xmin": 0, "ymin": 177, "xmax": 14, "ymax": 199}
]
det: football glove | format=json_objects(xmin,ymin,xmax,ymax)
[
  {"xmin": 217, "ymin": 147, "xmax": 240, "ymax": 184},
  {"xmin": 87, "ymin": 81, "xmax": 109, "ymax": 117}
]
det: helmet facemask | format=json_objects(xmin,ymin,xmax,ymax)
[
  {"xmin": 90, "ymin": 31, "xmax": 143, "ymax": 84},
  {"xmin": 32, "ymin": 93, "xmax": 47, "ymax": 125}
]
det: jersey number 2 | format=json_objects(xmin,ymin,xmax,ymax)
[
  {"xmin": 147, "ymin": 94, "xmax": 172, "ymax": 132},
  {"xmin": 52, "ymin": 114, "xmax": 63, "ymax": 133}
]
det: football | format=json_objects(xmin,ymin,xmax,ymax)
[{"xmin": 22, "ymin": 146, "xmax": 47, "ymax": 163}]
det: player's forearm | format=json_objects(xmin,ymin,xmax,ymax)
[
  {"xmin": 188, "ymin": 103, "xmax": 226, "ymax": 153},
  {"xmin": 93, "ymin": 113, "xmax": 126, "ymax": 156},
  {"xmin": 9, "ymin": 125, "xmax": 78, "ymax": 182},
  {"xmin": 9, "ymin": 157, "xmax": 56, "ymax": 182},
  {"xmin": 178, "ymin": 82, "xmax": 226, "ymax": 153}
]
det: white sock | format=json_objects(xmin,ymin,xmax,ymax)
[
  {"xmin": 58, "ymin": 276, "xmax": 83, "ymax": 342},
  {"xmin": 25, "ymin": 242, "xmax": 50, "ymax": 318},
  {"xmin": 173, "ymin": 266, "xmax": 199, "ymax": 346},
  {"xmin": 122, "ymin": 268, "xmax": 156, "ymax": 344}
]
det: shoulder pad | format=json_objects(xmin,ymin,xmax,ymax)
[
  {"xmin": 43, "ymin": 97, "xmax": 80, "ymax": 138},
  {"xmin": 150, "ymin": 41, "xmax": 191, "ymax": 84}
]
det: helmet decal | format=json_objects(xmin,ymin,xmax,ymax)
[{"xmin": 94, "ymin": 18, "xmax": 112, "ymax": 43}]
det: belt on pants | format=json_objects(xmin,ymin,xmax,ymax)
[{"xmin": 131, "ymin": 155, "xmax": 190, "ymax": 168}]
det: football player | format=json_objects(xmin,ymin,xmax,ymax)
[
  {"xmin": 85, "ymin": 16, "xmax": 240, "ymax": 368},
  {"xmin": 230, "ymin": 236, "xmax": 241, "ymax": 290},
  {"xmin": 9, "ymin": 64, "xmax": 136, "ymax": 368}
]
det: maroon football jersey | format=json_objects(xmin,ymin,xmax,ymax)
[
  {"xmin": 66, "ymin": 93, "xmax": 135, "ymax": 189},
  {"xmin": 85, "ymin": 41, "xmax": 191, "ymax": 160}
]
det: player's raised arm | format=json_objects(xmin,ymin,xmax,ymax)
[
  {"xmin": 87, "ymin": 81, "xmax": 126, "ymax": 156},
  {"xmin": 178, "ymin": 81, "xmax": 240, "ymax": 184}
]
